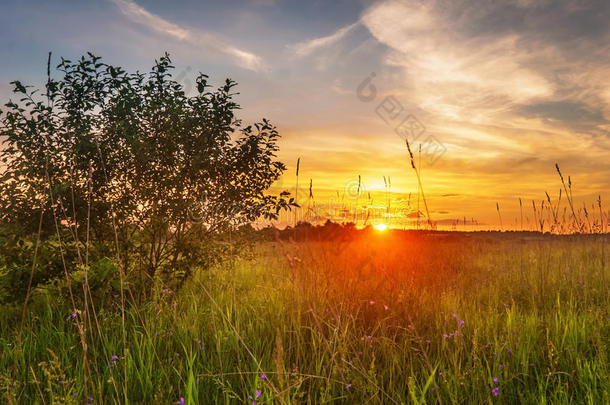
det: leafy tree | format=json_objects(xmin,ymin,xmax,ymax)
[{"xmin": 0, "ymin": 52, "xmax": 293, "ymax": 292}]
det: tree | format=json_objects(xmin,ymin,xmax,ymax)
[{"xmin": 0, "ymin": 52, "xmax": 294, "ymax": 290}]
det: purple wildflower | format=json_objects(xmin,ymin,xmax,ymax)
[
  {"xmin": 369, "ymin": 300, "xmax": 375, "ymax": 305},
  {"xmin": 260, "ymin": 373, "xmax": 267, "ymax": 380},
  {"xmin": 458, "ymin": 320, "xmax": 464, "ymax": 327},
  {"xmin": 492, "ymin": 377, "xmax": 499, "ymax": 383},
  {"xmin": 111, "ymin": 355, "xmax": 118, "ymax": 361},
  {"xmin": 179, "ymin": 397, "xmax": 185, "ymax": 405},
  {"xmin": 255, "ymin": 390, "xmax": 261, "ymax": 398},
  {"xmin": 346, "ymin": 384, "xmax": 352, "ymax": 389},
  {"xmin": 492, "ymin": 387, "xmax": 499, "ymax": 396}
]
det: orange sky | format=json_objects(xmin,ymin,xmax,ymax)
[{"xmin": 2, "ymin": 0, "xmax": 609, "ymax": 229}]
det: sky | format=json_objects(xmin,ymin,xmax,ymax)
[{"xmin": 1, "ymin": 0, "xmax": 609, "ymax": 229}]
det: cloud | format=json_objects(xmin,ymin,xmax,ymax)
[
  {"xmin": 111, "ymin": 0, "xmax": 263, "ymax": 71},
  {"xmin": 518, "ymin": 101, "xmax": 606, "ymax": 124},
  {"xmin": 290, "ymin": 22, "xmax": 359, "ymax": 57},
  {"xmin": 361, "ymin": 0, "xmax": 554, "ymax": 116},
  {"xmin": 111, "ymin": 0, "xmax": 190, "ymax": 40}
]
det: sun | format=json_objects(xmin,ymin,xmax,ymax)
[{"xmin": 374, "ymin": 223, "xmax": 388, "ymax": 232}]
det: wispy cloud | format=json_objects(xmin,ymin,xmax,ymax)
[
  {"xmin": 111, "ymin": 0, "xmax": 190, "ymax": 40},
  {"xmin": 290, "ymin": 22, "xmax": 359, "ymax": 57},
  {"xmin": 111, "ymin": 0, "xmax": 263, "ymax": 71},
  {"xmin": 361, "ymin": 0, "xmax": 554, "ymax": 119}
]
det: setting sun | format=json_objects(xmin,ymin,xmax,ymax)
[{"xmin": 374, "ymin": 223, "xmax": 388, "ymax": 232}]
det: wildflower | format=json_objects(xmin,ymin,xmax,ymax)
[
  {"xmin": 260, "ymin": 373, "xmax": 267, "ymax": 380},
  {"xmin": 383, "ymin": 304, "xmax": 389, "ymax": 311},
  {"xmin": 492, "ymin": 377, "xmax": 499, "ymax": 383},
  {"xmin": 369, "ymin": 300, "xmax": 375, "ymax": 305},
  {"xmin": 492, "ymin": 387, "xmax": 499, "ymax": 396},
  {"xmin": 255, "ymin": 390, "xmax": 261, "ymax": 398},
  {"xmin": 426, "ymin": 339, "xmax": 431, "ymax": 344},
  {"xmin": 346, "ymin": 384, "xmax": 352, "ymax": 389},
  {"xmin": 458, "ymin": 320, "xmax": 464, "ymax": 327},
  {"xmin": 179, "ymin": 397, "xmax": 185, "ymax": 405},
  {"xmin": 71, "ymin": 393, "xmax": 78, "ymax": 398},
  {"xmin": 111, "ymin": 355, "xmax": 118, "ymax": 361},
  {"xmin": 507, "ymin": 349, "xmax": 512, "ymax": 354},
  {"xmin": 452, "ymin": 313, "xmax": 457, "ymax": 319}
]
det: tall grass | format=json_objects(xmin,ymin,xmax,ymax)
[{"xmin": 2, "ymin": 232, "xmax": 608, "ymax": 404}]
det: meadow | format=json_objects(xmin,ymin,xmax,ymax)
[{"xmin": 1, "ymin": 228, "xmax": 608, "ymax": 404}]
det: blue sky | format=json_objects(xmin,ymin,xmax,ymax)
[{"xmin": 2, "ymin": 0, "xmax": 610, "ymax": 227}]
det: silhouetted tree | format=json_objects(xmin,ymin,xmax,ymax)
[{"xmin": 0, "ymin": 52, "xmax": 293, "ymax": 288}]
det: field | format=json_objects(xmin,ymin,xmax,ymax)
[{"xmin": 1, "ymin": 229, "xmax": 608, "ymax": 404}]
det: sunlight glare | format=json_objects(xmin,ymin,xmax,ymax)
[{"xmin": 374, "ymin": 223, "xmax": 388, "ymax": 232}]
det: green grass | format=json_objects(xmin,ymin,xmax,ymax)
[{"xmin": 1, "ymin": 233, "xmax": 609, "ymax": 404}]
